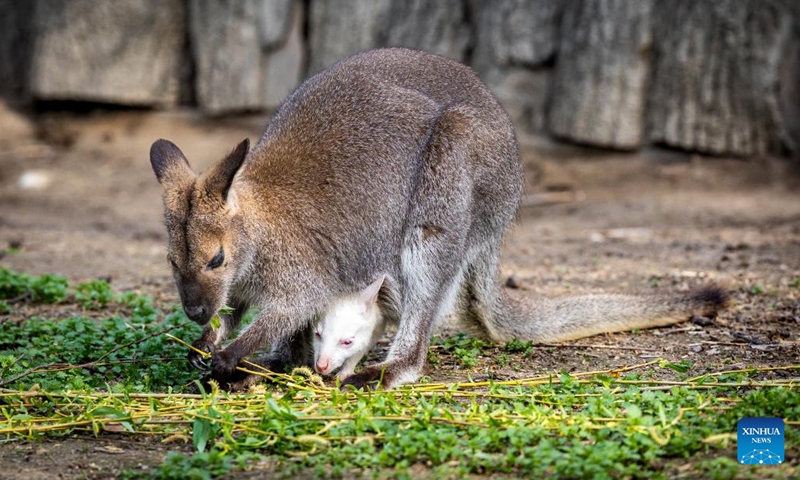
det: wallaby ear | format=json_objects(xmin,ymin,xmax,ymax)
[
  {"xmin": 359, "ymin": 275, "xmax": 385, "ymax": 308},
  {"xmin": 149, "ymin": 139, "xmax": 193, "ymax": 184},
  {"xmin": 206, "ymin": 138, "xmax": 250, "ymax": 203}
]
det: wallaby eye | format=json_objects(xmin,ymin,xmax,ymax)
[
  {"xmin": 207, "ymin": 248, "xmax": 224, "ymax": 270},
  {"xmin": 314, "ymin": 331, "xmax": 322, "ymax": 339},
  {"xmin": 340, "ymin": 339, "xmax": 353, "ymax": 347},
  {"xmin": 167, "ymin": 256, "xmax": 178, "ymax": 269}
]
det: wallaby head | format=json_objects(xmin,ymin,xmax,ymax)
[
  {"xmin": 149, "ymin": 138, "xmax": 250, "ymax": 325},
  {"xmin": 313, "ymin": 275, "xmax": 385, "ymax": 377}
]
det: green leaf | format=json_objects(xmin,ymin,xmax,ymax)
[
  {"xmin": 660, "ymin": 360, "xmax": 692, "ymax": 373},
  {"xmin": 626, "ymin": 404, "xmax": 642, "ymax": 420},
  {"xmin": 88, "ymin": 407, "xmax": 134, "ymax": 432},
  {"xmin": 89, "ymin": 406, "xmax": 126, "ymax": 417},
  {"xmin": 193, "ymin": 417, "xmax": 211, "ymax": 453}
]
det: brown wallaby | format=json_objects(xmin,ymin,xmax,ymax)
[{"xmin": 149, "ymin": 48, "xmax": 727, "ymax": 390}]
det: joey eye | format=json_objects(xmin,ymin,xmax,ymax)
[
  {"xmin": 340, "ymin": 339, "xmax": 353, "ymax": 347},
  {"xmin": 168, "ymin": 257, "xmax": 178, "ymax": 269},
  {"xmin": 314, "ymin": 331, "xmax": 322, "ymax": 339},
  {"xmin": 207, "ymin": 248, "xmax": 224, "ymax": 270}
]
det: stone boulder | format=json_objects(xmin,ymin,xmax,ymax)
[
  {"xmin": 189, "ymin": 0, "xmax": 305, "ymax": 114},
  {"xmin": 30, "ymin": 0, "xmax": 187, "ymax": 106},
  {"xmin": 472, "ymin": 0, "xmax": 565, "ymax": 134},
  {"xmin": 548, "ymin": 0, "xmax": 654, "ymax": 150},
  {"xmin": 647, "ymin": 0, "xmax": 800, "ymax": 156},
  {"xmin": 308, "ymin": 0, "xmax": 469, "ymax": 75},
  {"xmin": 0, "ymin": 0, "xmax": 35, "ymax": 103}
]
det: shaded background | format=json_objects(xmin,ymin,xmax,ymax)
[
  {"xmin": 0, "ymin": 0, "xmax": 796, "ymax": 329},
  {"xmin": 1, "ymin": 0, "xmax": 800, "ymax": 157},
  {"xmin": 1, "ymin": 4, "xmax": 799, "ymax": 477}
]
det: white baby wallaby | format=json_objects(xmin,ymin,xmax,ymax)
[{"xmin": 313, "ymin": 275, "xmax": 386, "ymax": 379}]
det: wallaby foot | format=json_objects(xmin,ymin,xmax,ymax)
[
  {"xmin": 209, "ymin": 325, "xmax": 314, "ymax": 385},
  {"xmin": 201, "ymin": 353, "xmax": 290, "ymax": 392},
  {"xmin": 188, "ymin": 301, "xmax": 249, "ymax": 371},
  {"xmin": 340, "ymin": 359, "xmax": 422, "ymax": 390}
]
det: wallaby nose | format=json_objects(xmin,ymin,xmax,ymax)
[
  {"xmin": 184, "ymin": 305, "xmax": 206, "ymax": 322},
  {"xmin": 316, "ymin": 359, "xmax": 330, "ymax": 374}
]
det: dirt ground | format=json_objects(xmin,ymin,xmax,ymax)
[{"xmin": 1, "ymin": 106, "xmax": 799, "ymax": 478}]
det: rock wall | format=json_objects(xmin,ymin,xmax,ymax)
[
  {"xmin": 471, "ymin": 0, "xmax": 564, "ymax": 133},
  {"xmin": 189, "ymin": 0, "xmax": 304, "ymax": 114},
  {"xmin": 308, "ymin": 0, "xmax": 469, "ymax": 75},
  {"xmin": 30, "ymin": 0, "xmax": 187, "ymax": 106},
  {"xmin": 0, "ymin": 0, "xmax": 797, "ymax": 157},
  {"xmin": 0, "ymin": 0, "xmax": 35, "ymax": 103},
  {"xmin": 548, "ymin": 0, "xmax": 653, "ymax": 150},
  {"xmin": 647, "ymin": 0, "xmax": 798, "ymax": 156}
]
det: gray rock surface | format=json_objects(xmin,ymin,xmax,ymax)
[
  {"xmin": 30, "ymin": 0, "xmax": 186, "ymax": 106},
  {"xmin": 258, "ymin": 0, "xmax": 294, "ymax": 49},
  {"xmin": 189, "ymin": 0, "xmax": 304, "ymax": 114},
  {"xmin": 548, "ymin": 0, "xmax": 653, "ymax": 150},
  {"xmin": 308, "ymin": 0, "xmax": 392, "ymax": 75},
  {"xmin": 0, "ymin": 0, "xmax": 35, "ymax": 102},
  {"xmin": 472, "ymin": 0, "xmax": 562, "ymax": 72},
  {"xmin": 308, "ymin": 0, "xmax": 469, "ymax": 75},
  {"xmin": 385, "ymin": 0, "xmax": 470, "ymax": 61},
  {"xmin": 472, "ymin": 0, "xmax": 564, "ymax": 134},
  {"xmin": 647, "ymin": 0, "xmax": 799, "ymax": 156}
]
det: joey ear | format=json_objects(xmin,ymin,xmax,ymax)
[
  {"xmin": 206, "ymin": 138, "xmax": 250, "ymax": 203},
  {"xmin": 359, "ymin": 274, "xmax": 385, "ymax": 307},
  {"xmin": 149, "ymin": 139, "xmax": 193, "ymax": 184}
]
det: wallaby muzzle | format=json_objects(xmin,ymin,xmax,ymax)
[{"xmin": 176, "ymin": 276, "xmax": 217, "ymax": 325}]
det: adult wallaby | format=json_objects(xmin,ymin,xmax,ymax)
[{"xmin": 149, "ymin": 48, "xmax": 727, "ymax": 390}]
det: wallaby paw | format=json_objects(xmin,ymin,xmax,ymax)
[
  {"xmin": 339, "ymin": 364, "xmax": 385, "ymax": 390},
  {"xmin": 188, "ymin": 341, "xmax": 217, "ymax": 371},
  {"xmin": 194, "ymin": 372, "xmax": 260, "ymax": 393},
  {"xmin": 210, "ymin": 349, "xmax": 240, "ymax": 379}
]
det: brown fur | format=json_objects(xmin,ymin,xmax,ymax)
[{"xmin": 149, "ymin": 48, "xmax": 728, "ymax": 390}]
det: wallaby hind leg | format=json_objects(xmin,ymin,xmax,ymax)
[
  {"xmin": 341, "ymin": 107, "xmax": 474, "ymax": 390},
  {"xmin": 342, "ymin": 249, "xmax": 466, "ymax": 390},
  {"xmin": 458, "ymin": 244, "xmax": 517, "ymax": 343}
]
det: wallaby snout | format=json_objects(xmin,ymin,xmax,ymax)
[
  {"xmin": 183, "ymin": 304, "xmax": 207, "ymax": 323},
  {"xmin": 176, "ymin": 275, "xmax": 224, "ymax": 325}
]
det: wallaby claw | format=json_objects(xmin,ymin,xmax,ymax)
[
  {"xmin": 188, "ymin": 354, "xmax": 209, "ymax": 371},
  {"xmin": 188, "ymin": 341, "xmax": 217, "ymax": 371}
]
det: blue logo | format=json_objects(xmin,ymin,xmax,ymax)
[{"xmin": 738, "ymin": 417, "xmax": 784, "ymax": 465}]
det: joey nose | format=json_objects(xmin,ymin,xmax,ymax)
[
  {"xmin": 316, "ymin": 359, "xmax": 330, "ymax": 374},
  {"xmin": 184, "ymin": 305, "xmax": 206, "ymax": 322}
]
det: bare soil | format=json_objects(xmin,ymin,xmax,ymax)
[{"xmin": 1, "ymin": 108, "xmax": 799, "ymax": 478}]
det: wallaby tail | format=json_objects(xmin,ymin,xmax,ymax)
[{"xmin": 465, "ymin": 285, "xmax": 729, "ymax": 344}]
